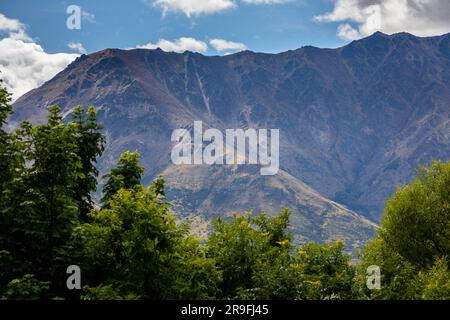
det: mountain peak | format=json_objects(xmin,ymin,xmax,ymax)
[
  {"xmin": 353, "ymin": 31, "xmax": 420, "ymax": 44},
  {"xmin": 372, "ymin": 31, "xmax": 388, "ymax": 37}
]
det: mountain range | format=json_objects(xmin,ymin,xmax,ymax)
[{"xmin": 12, "ymin": 31, "xmax": 450, "ymax": 246}]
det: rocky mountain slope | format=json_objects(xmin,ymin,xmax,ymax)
[{"xmin": 12, "ymin": 31, "xmax": 450, "ymax": 245}]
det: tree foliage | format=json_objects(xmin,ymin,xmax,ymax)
[
  {"xmin": 71, "ymin": 106, "xmax": 105, "ymax": 219},
  {"xmin": 1, "ymin": 83, "xmax": 450, "ymax": 300},
  {"xmin": 380, "ymin": 161, "xmax": 450, "ymax": 268},
  {"xmin": 356, "ymin": 161, "xmax": 450, "ymax": 300},
  {"xmin": 0, "ymin": 92, "xmax": 104, "ymax": 297},
  {"xmin": 101, "ymin": 150, "xmax": 144, "ymax": 206}
]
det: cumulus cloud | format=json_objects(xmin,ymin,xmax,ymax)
[
  {"xmin": 150, "ymin": 0, "xmax": 293, "ymax": 17},
  {"xmin": 0, "ymin": 13, "xmax": 78, "ymax": 101},
  {"xmin": 68, "ymin": 42, "xmax": 87, "ymax": 54},
  {"xmin": 315, "ymin": 0, "xmax": 450, "ymax": 41},
  {"xmin": 136, "ymin": 37, "xmax": 208, "ymax": 53},
  {"xmin": 134, "ymin": 37, "xmax": 249, "ymax": 54},
  {"xmin": 152, "ymin": 0, "xmax": 236, "ymax": 17},
  {"xmin": 0, "ymin": 13, "xmax": 30, "ymax": 41},
  {"xmin": 241, "ymin": 0, "xmax": 291, "ymax": 3},
  {"xmin": 0, "ymin": 13, "xmax": 23, "ymax": 31},
  {"xmin": 209, "ymin": 38, "xmax": 246, "ymax": 51}
]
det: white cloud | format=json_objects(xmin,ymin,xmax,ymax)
[
  {"xmin": 81, "ymin": 10, "xmax": 96, "ymax": 23},
  {"xmin": 315, "ymin": 0, "xmax": 450, "ymax": 41},
  {"xmin": 149, "ymin": 0, "xmax": 293, "ymax": 16},
  {"xmin": 0, "ymin": 14, "xmax": 78, "ymax": 101},
  {"xmin": 209, "ymin": 38, "xmax": 246, "ymax": 51},
  {"xmin": 242, "ymin": 0, "xmax": 291, "ymax": 3},
  {"xmin": 0, "ymin": 13, "xmax": 30, "ymax": 41},
  {"xmin": 134, "ymin": 37, "xmax": 249, "ymax": 54},
  {"xmin": 337, "ymin": 23, "xmax": 365, "ymax": 41},
  {"xmin": 151, "ymin": 0, "xmax": 236, "ymax": 17},
  {"xmin": 136, "ymin": 37, "xmax": 208, "ymax": 53},
  {"xmin": 68, "ymin": 41, "xmax": 87, "ymax": 54},
  {"xmin": 0, "ymin": 13, "xmax": 24, "ymax": 32}
]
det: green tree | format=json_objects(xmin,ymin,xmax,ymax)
[
  {"xmin": 0, "ymin": 79, "xmax": 13, "ymax": 193},
  {"xmin": 0, "ymin": 79, "xmax": 11, "ymax": 124},
  {"xmin": 207, "ymin": 210, "xmax": 292, "ymax": 298},
  {"xmin": 2, "ymin": 274, "xmax": 50, "ymax": 300},
  {"xmin": 72, "ymin": 105, "xmax": 105, "ymax": 220},
  {"xmin": 419, "ymin": 257, "xmax": 450, "ymax": 300},
  {"xmin": 354, "ymin": 237, "xmax": 420, "ymax": 300},
  {"xmin": 294, "ymin": 241, "xmax": 355, "ymax": 300},
  {"xmin": 25, "ymin": 105, "xmax": 81, "ymax": 282},
  {"xmin": 246, "ymin": 250, "xmax": 301, "ymax": 299},
  {"xmin": 166, "ymin": 235, "xmax": 221, "ymax": 300},
  {"xmin": 77, "ymin": 161, "xmax": 220, "ymax": 299},
  {"xmin": 0, "ymin": 84, "xmax": 31, "ymax": 294},
  {"xmin": 250, "ymin": 241, "xmax": 355, "ymax": 300},
  {"xmin": 0, "ymin": 102, "xmax": 105, "ymax": 298},
  {"xmin": 101, "ymin": 150, "xmax": 144, "ymax": 205},
  {"xmin": 357, "ymin": 161, "xmax": 450, "ymax": 300},
  {"xmin": 380, "ymin": 161, "xmax": 450, "ymax": 268}
]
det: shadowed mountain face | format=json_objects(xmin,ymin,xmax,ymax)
[{"xmin": 12, "ymin": 32, "xmax": 450, "ymax": 245}]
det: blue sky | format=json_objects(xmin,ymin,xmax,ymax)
[
  {"xmin": 2, "ymin": 0, "xmax": 450, "ymax": 100},
  {"xmin": 0, "ymin": 0, "xmax": 346, "ymax": 55}
]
